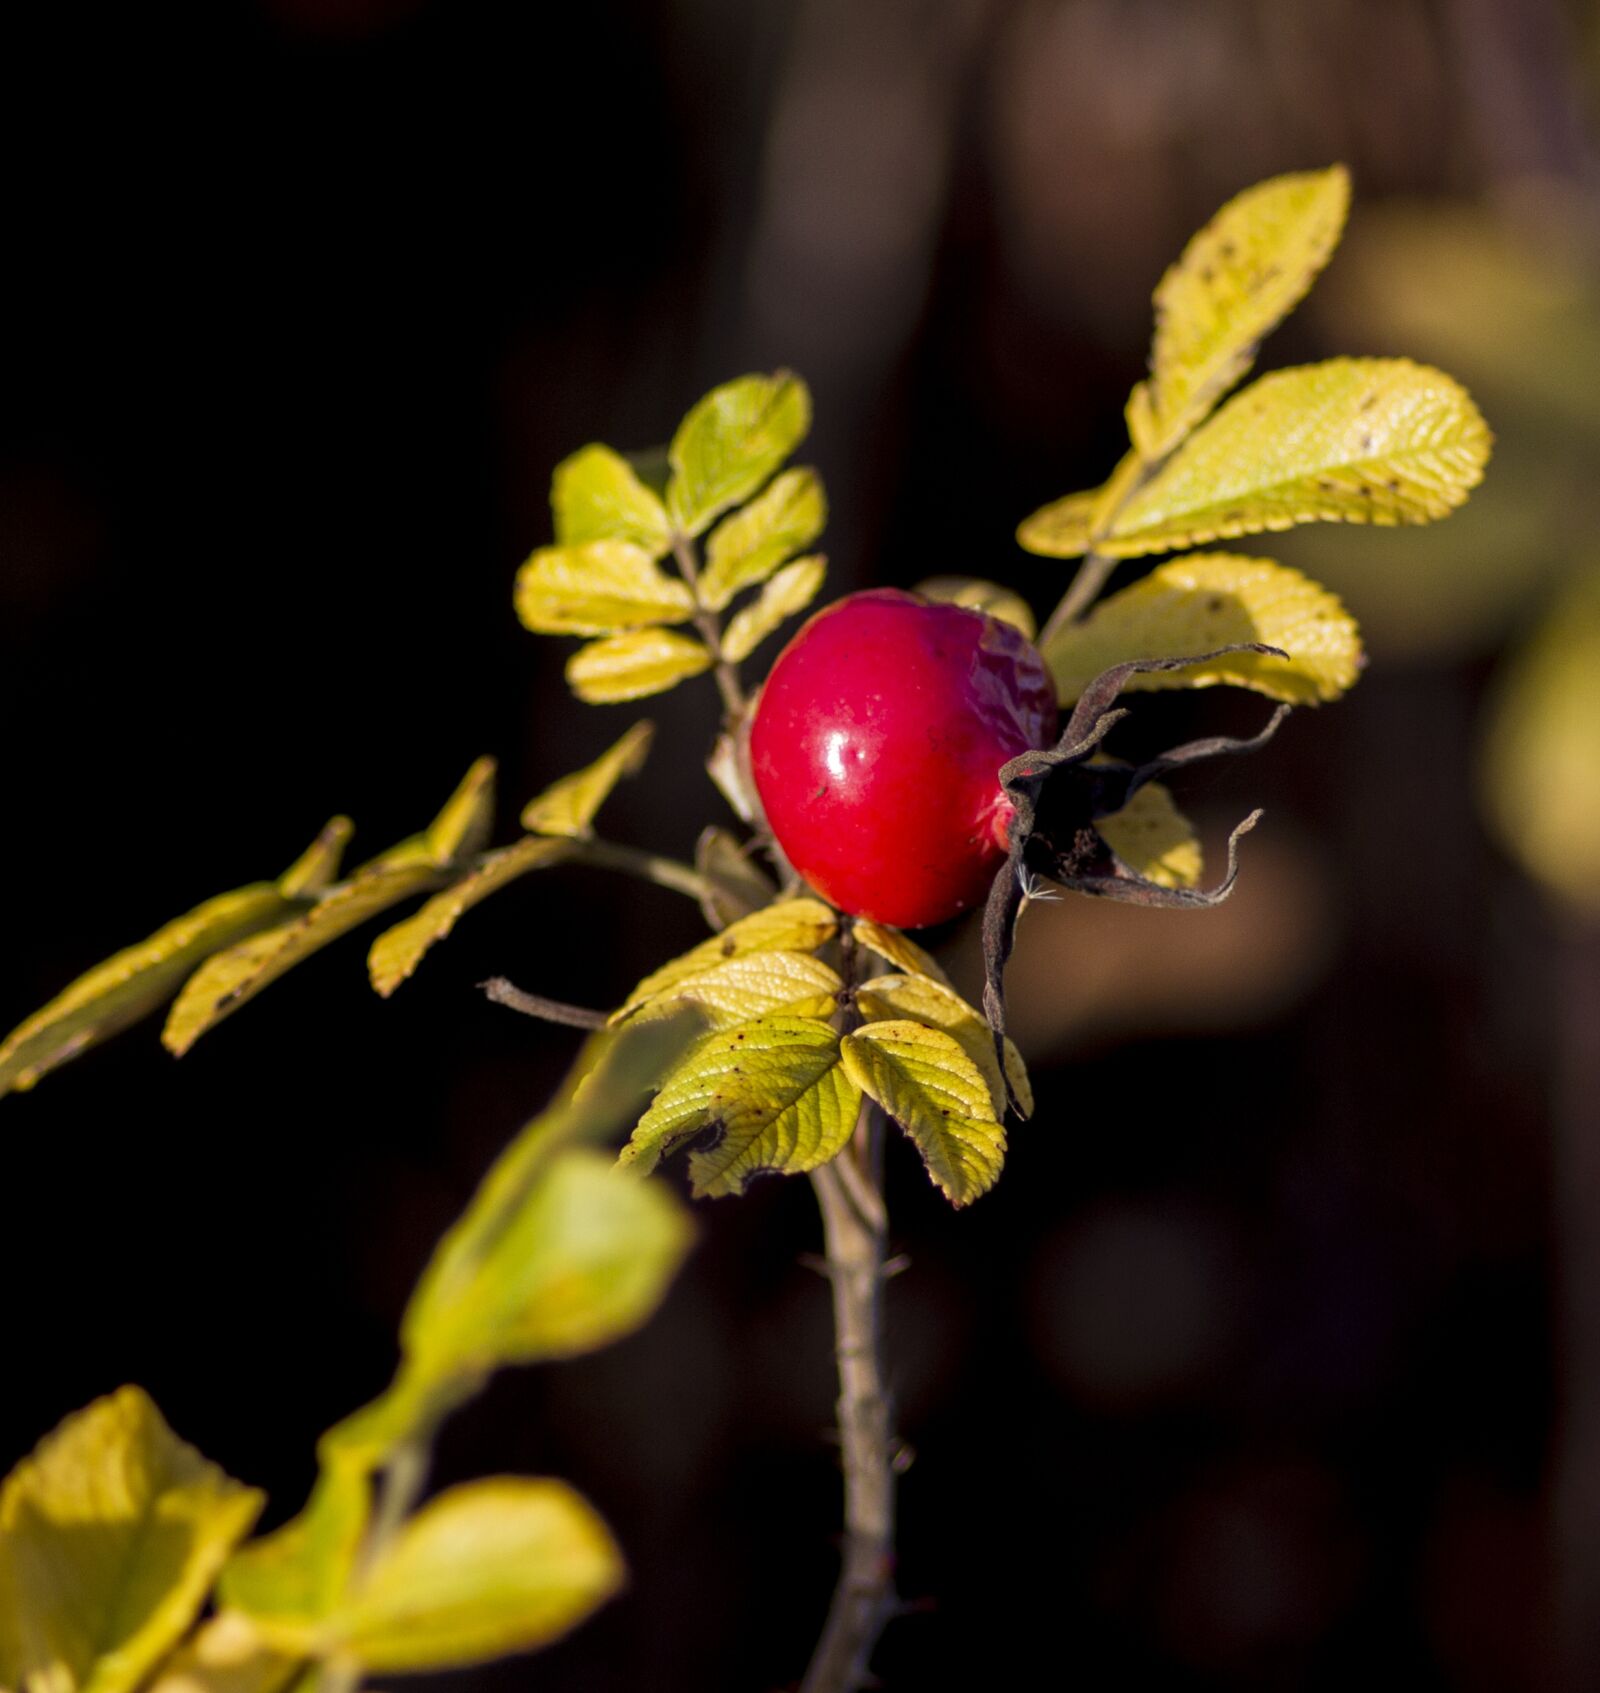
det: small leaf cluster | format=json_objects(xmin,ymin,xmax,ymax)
[{"xmin": 0, "ymin": 1018, "xmax": 702, "ymax": 1693}]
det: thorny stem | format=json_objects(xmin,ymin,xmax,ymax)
[
  {"xmin": 803, "ymin": 1112, "xmax": 895, "ymax": 1693},
  {"xmin": 671, "ymin": 529, "xmax": 748, "ymax": 723}
]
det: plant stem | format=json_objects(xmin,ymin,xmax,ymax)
[
  {"xmin": 574, "ymin": 836, "xmax": 716, "ymax": 902},
  {"xmin": 1035, "ymin": 446, "xmax": 1165, "ymax": 648},
  {"xmin": 671, "ymin": 530, "xmax": 748, "ymax": 723},
  {"xmin": 802, "ymin": 1105, "xmax": 895, "ymax": 1693},
  {"xmin": 1036, "ymin": 549, "xmax": 1116, "ymax": 647}
]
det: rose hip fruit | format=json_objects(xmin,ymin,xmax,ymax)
[{"xmin": 749, "ymin": 588, "xmax": 1058, "ymax": 928}]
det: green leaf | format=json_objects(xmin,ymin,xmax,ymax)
[
  {"xmin": 142, "ymin": 1612, "xmax": 302, "ymax": 1693},
  {"xmin": 850, "ymin": 918, "xmax": 953, "ymax": 990},
  {"xmin": 163, "ymin": 761, "xmax": 494, "ymax": 1056},
  {"xmin": 840, "ymin": 1020, "xmax": 1005, "ymax": 1206},
  {"xmin": 514, "ymin": 540, "xmax": 695, "ymax": 636},
  {"xmin": 1103, "ymin": 359, "xmax": 1491, "ymax": 557},
  {"xmin": 855, "ymin": 974, "xmax": 1032, "ymax": 1120},
  {"xmin": 0, "ymin": 813, "xmax": 352, "ymax": 1097},
  {"xmin": 1044, "ymin": 554, "xmax": 1362, "ymax": 705},
  {"xmin": 0, "ymin": 1386, "xmax": 263, "ymax": 1693},
  {"xmin": 1015, "ymin": 486, "xmax": 1098, "ymax": 559},
  {"xmin": 720, "ymin": 555, "xmax": 826, "ymax": 663},
  {"xmin": 404, "ymin": 1147, "xmax": 693, "ymax": 1379},
  {"xmin": 551, "ymin": 444, "xmax": 673, "ymax": 556},
  {"xmin": 521, "ymin": 721, "xmax": 654, "ymax": 838},
  {"xmin": 1481, "ymin": 570, "xmax": 1600, "ymax": 913},
  {"xmin": 698, "ymin": 469, "xmax": 826, "ymax": 610},
  {"xmin": 693, "ymin": 828, "xmax": 777, "ymax": 930},
  {"xmin": 622, "ymin": 1016, "xmax": 860, "ymax": 1196},
  {"xmin": 217, "ymin": 1461, "xmax": 369, "ymax": 1633},
  {"xmin": 1127, "ymin": 165, "xmax": 1351, "ymax": 458},
  {"xmin": 915, "ymin": 576, "xmax": 1037, "ymax": 641},
  {"xmin": 617, "ymin": 897, "xmax": 837, "ymax": 1016},
  {"xmin": 1095, "ymin": 781, "xmax": 1202, "ymax": 890},
  {"xmin": 666, "ymin": 371, "xmax": 812, "ymax": 536},
  {"xmin": 565, "ymin": 628, "xmax": 713, "ymax": 703},
  {"xmin": 320, "ymin": 1478, "xmax": 623, "ymax": 1671},
  {"xmin": 620, "ymin": 950, "xmax": 842, "ymax": 1032}
]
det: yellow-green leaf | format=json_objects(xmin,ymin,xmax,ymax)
[
  {"xmin": 514, "ymin": 540, "xmax": 695, "ymax": 636},
  {"xmin": 1103, "ymin": 359, "xmax": 1491, "ymax": 557},
  {"xmin": 1016, "ymin": 487, "xmax": 1098, "ymax": 559},
  {"xmin": 368, "ymin": 837, "xmax": 570, "ymax": 997},
  {"xmin": 321, "ymin": 1478, "xmax": 622, "ymax": 1671},
  {"xmin": 551, "ymin": 444, "xmax": 673, "ymax": 556},
  {"xmin": 840, "ymin": 1020, "xmax": 1004, "ymax": 1207},
  {"xmin": 850, "ymin": 918, "xmax": 953, "ymax": 989},
  {"xmin": 1044, "ymin": 553, "xmax": 1362, "ymax": 705},
  {"xmin": 694, "ymin": 828, "xmax": 777, "ymax": 930},
  {"xmin": 0, "ymin": 1387, "xmax": 264, "ymax": 1693},
  {"xmin": 565, "ymin": 628, "xmax": 713, "ymax": 703},
  {"xmin": 1096, "ymin": 782, "xmax": 1203, "ymax": 889},
  {"xmin": 622, "ymin": 1016, "xmax": 860, "ymax": 1195},
  {"xmin": 217, "ymin": 1461, "xmax": 369, "ymax": 1632},
  {"xmin": 1481, "ymin": 571, "xmax": 1600, "ymax": 913},
  {"xmin": 617, "ymin": 897, "xmax": 837, "ymax": 1016},
  {"xmin": 720, "ymin": 555, "xmax": 826, "ymax": 663},
  {"xmin": 163, "ymin": 763, "xmax": 493, "ymax": 1055},
  {"xmin": 666, "ymin": 371, "xmax": 812, "ymax": 536},
  {"xmin": 142, "ymin": 1612, "xmax": 301, "ymax": 1693},
  {"xmin": 698, "ymin": 469, "xmax": 826, "ymax": 611},
  {"xmin": 855, "ymin": 974, "xmax": 1032, "ymax": 1120},
  {"xmin": 521, "ymin": 721, "xmax": 654, "ymax": 837},
  {"xmin": 1127, "ymin": 165, "xmax": 1352, "ymax": 459},
  {"xmin": 405, "ymin": 1147, "xmax": 693, "ymax": 1378},
  {"xmin": 915, "ymin": 576, "xmax": 1037, "ymax": 641},
  {"xmin": 621, "ymin": 950, "xmax": 841, "ymax": 1032},
  {"xmin": 276, "ymin": 817, "xmax": 354, "ymax": 898}
]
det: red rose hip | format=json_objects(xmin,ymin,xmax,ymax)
[{"xmin": 749, "ymin": 588, "xmax": 1058, "ymax": 928}]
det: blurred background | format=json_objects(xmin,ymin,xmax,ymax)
[{"xmin": 3, "ymin": 0, "xmax": 1599, "ymax": 1687}]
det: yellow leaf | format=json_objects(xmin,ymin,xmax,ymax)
[
  {"xmin": 698, "ymin": 469, "xmax": 826, "ymax": 611},
  {"xmin": 276, "ymin": 816, "xmax": 353, "ymax": 898},
  {"xmin": 1103, "ymin": 358, "xmax": 1491, "ymax": 557},
  {"xmin": 0, "ymin": 1387, "xmax": 263, "ymax": 1693},
  {"xmin": 1095, "ymin": 782, "xmax": 1202, "ymax": 889},
  {"xmin": 849, "ymin": 918, "xmax": 953, "ymax": 989},
  {"xmin": 162, "ymin": 762, "xmax": 493, "ymax": 1055},
  {"xmin": 618, "ymin": 897, "xmax": 837, "ymax": 1015},
  {"xmin": 621, "ymin": 950, "xmax": 842, "ymax": 1032},
  {"xmin": 368, "ymin": 838, "xmax": 570, "ymax": 998},
  {"xmin": 520, "ymin": 721, "xmax": 654, "ymax": 837},
  {"xmin": 693, "ymin": 827, "xmax": 777, "ymax": 930},
  {"xmin": 513, "ymin": 540, "xmax": 695, "ymax": 635},
  {"xmin": 550, "ymin": 443, "xmax": 672, "ymax": 556},
  {"xmin": 1128, "ymin": 166, "xmax": 1352, "ymax": 458},
  {"xmin": 322, "ymin": 1479, "xmax": 623, "ymax": 1670},
  {"xmin": 1044, "ymin": 553, "xmax": 1362, "ymax": 705},
  {"xmin": 1015, "ymin": 487, "xmax": 1097, "ymax": 559},
  {"xmin": 720, "ymin": 555, "xmax": 826, "ymax": 663},
  {"xmin": 667, "ymin": 371, "xmax": 812, "ymax": 537},
  {"xmin": 218, "ymin": 1462, "xmax": 369, "ymax": 1633},
  {"xmin": 855, "ymin": 974, "xmax": 1032, "ymax": 1119},
  {"xmin": 142, "ymin": 1612, "xmax": 301, "ymax": 1693},
  {"xmin": 915, "ymin": 576, "xmax": 1037, "ymax": 641},
  {"xmin": 622, "ymin": 1016, "xmax": 860, "ymax": 1196},
  {"xmin": 840, "ymin": 1020, "xmax": 1005, "ymax": 1206},
  {"xmin": 1481, "ymin": 570, "xmax": 1600, "ymax": 913},
  {"xmin": 565, "ymin": 628, "xmax": 712, "ymax": 703}
]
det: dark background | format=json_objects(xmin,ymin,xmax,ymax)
[{"xmin": 3, "ymin": 1, "xmax": 1598, "ymax": 1688}]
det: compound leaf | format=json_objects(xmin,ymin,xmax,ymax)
[
  {"xmin": 849, "ymin": 918, "xmax": 953, "ymax": 989},
  {"xmin": 620, "ymin": 950, "xmax": 842, "ymax": 1032},
  {"xmin": 855, "ymin": 974, "xmax": 1032, "ymax": 1120},
  {"xmin": 1103, "ymin": 358, "xmax": 1491, "ymax": 557},
  {"xmin": 0, "ymin": 1387, "xmax": 263, "ymax": 1693},
  {"xmin": 550, "ymin": 444, "xmax": 673, "ymax": 556},
  {"xmin": 841, "ymin": 1020, "xmax": 1005, "ymax": 1206},
  {"xmin": 693, "ymin": 828, "xmax": 777, "ymax": 930},
  {"xmin": 1127, "ymin": 165, "xmax": 1351, "ymax": 458},
  {"xmin": 321, "ymin": 1479, "xmax": 622, "ymax": 1671},
  {"xmin": 622, "ymin": 1016, "xmax": 859, "ymax": 1195},
  {"xmin": 698, "ymin": 469, "xmax": 826, "ymax": 611},
  {"xmin": 142, "ymin": 1612, "xmax": 301, "ymax": 1693},
  {"xmin": 1095, "ymin": 781, "xmax": 1202, "ymax": 890},
  {"xmin": 617, "ymin": 898, "xmax": 837, "ymax": 1016},
  {"xmin": 666, "ymin": 372, "xmax": 811, "ymax": 536},
  {"xmin": 163, "ymin": 761, "xmax": 493, "ymax": 1055},
  {"xmin": 1044, "ymin": 554, "xmax": 1361, "ymax": 705},
  {"xmin": 514, "ymin": 541, "xmax": 694, "ymax": 636},
  {"xmin": 565, "ymin": 629, "xmax": 712, "ymax": 703},
  {"xmin": 521, "ymin": 721, "xmax": 654, "ymax": 837},
  {"xmin": 1016, "ymin": 487, "xmax": 1098, "ymax": 559},
  {"xmin": 720, "ymin": 555, "xmax": 826, "ymax": 663},
  {"xmin": 276, "ymin": 816, "xmax": 354, "ymax": 898}
]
